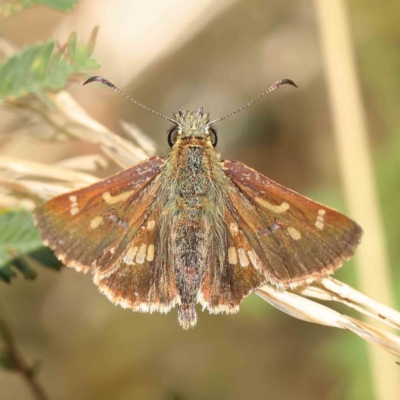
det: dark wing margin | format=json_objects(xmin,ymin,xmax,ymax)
[{"xmin": 221, "ymin": 159, "xmax": 363, "ymax": 289}]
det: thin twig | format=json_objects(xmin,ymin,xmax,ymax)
[{"xmin": 0, "ymin": 319, "xmax": 49, "ymax": 400}]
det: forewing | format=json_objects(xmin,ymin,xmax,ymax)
[
  {"xmin": 34, "ymin": 157, "xmax": 164, "ymax": 274},
  {"xmin": 222, "ymin": 160, "xmax": 362, "ymax": 288},
  {"xmin": 35, "ymin": 156, "xmax": 179, "ymax": 311}
]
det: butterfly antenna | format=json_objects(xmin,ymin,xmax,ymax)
[
  {"xmin": 83, "ymin": 76, "xmax": 178, "ymax": 124},
  {"xmin": 207, "ymin": 79, "xmax": 298, "ymax": 126}
]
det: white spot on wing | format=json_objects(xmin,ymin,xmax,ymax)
[
  {"xmin": 315, "ymin": 221, "xmax": 324, "ymax": 230},
  {"xmin": 229, "ymin": 223, "xmax": 239, "ymax": 236},
  {"xmin": 315, "ymin": 209, "xmax": 325, "ymax": 230},
  {"xmin": 238, "ymin": 248, "xmax": 249, "ymax": 267},
  {"xmin": 255, "ymin": 197, "xmax": 290, "ymax": 213},
  {"xmin": 69, "ymin": 194, "xmax": 79, "ymax": 214},
  {"xmin": 248, "ymin": 249, "xmax": 261, "ymax": 270},
  {"xmin": 124, "ymin": 247, "xmax": 138, "ymax": 265},
  {"xmin": 228, "ymin": 247, "xmax": 237, "ymax": 265},
  {"xmin": 136, "ymin": 244, "xmax": 147, "ymax": 264},
  {"xmin": 103, "ymin": 190, "xmax": 134, "ymax": 205},
  {"xmin": 287, "ymin": 227, "xmax": 301, "ymax": 240},
  {"xmin": 90, "ymin": 216, "xmax": 103, "ymax": 229},
  {"xmin": 70, "ymin": 207, "xmax": 79, "ymax": 215},
  {"xmin": 147, "ymin": 244, "xmax": 155, "ymax": 261},
  {"xmin": 147, "ymin": 220, "xmax": 155, "ymax": 230}
]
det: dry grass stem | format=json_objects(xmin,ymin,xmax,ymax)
[
  {"xmin": 0, "ymin": 193, "xmax": 36, "ymax": 210},
  {"xmin": 0, "ymin": 177, "xmax": 83, "ymax": 201},
  {"xmin": 0, "ymin": 156, "xmax": 98, "ymax": 184},
  {"xmin": 55, "ymin": 154, "xmax": 110, "ymax": 172},
  {"xmin": 256, "ymin": 285, "xmax": 400, "ymax": 357},
  {"xmin": 300, "ymin": 278, "xmax": 400, "ymax": 330},
  {"xmin": 120, "ymin": 121, "xmax": 158, "ymax": 157},
  {"xmin": 48, "ymin": 91, "xmax": 149, "ymax": 166}
]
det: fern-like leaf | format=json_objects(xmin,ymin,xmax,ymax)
[
  {"xmin": 0, "ymin": 28, "xmax": 100, "ymax": 100},
  {"xmin": 0, "ymin": 209, "xmax": 61, "ymax": 283},
  {"xmin": 28, "ymin": 0, "xmax": 80, "ymax": 11},
  {"xmin": 0, "ymin": 0, "xmax": 80, "ymax": 18}
]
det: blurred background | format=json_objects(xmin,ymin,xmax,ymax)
[{"xmin": 1, "ymin": 0, "xmax": 399, "ymax": 399}]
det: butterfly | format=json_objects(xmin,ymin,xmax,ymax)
[{"xmin": 34, "ymin": 76, "xmax": 362, "ymax": 329}]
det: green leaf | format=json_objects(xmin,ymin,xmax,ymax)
[
  {"xmin": 0, "ymin": 0, "xmax": 80, "ymax": 18},
  {"xmin": 87, "ymin": 26, "xmax": 99, "ymax": 56},
  {"xmin": 33, "ymin": 0, "xmax": 80, "ymax": 11},
  {"xmin": 0, "ymin": 209, "xmax": 62, "ymax": 283},
  {"xmin": 0, "ymin": 28, "xmax": 100, "ymax": 101},
  {"xmin": 67, "ymin": 32, "xmax": 78, "ymax": 64}
]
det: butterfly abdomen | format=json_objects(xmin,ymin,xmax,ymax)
[{"xmin": 173, "ymin": 210, "xmax": 209, "ymax": 329}]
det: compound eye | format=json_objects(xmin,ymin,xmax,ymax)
[
  {"xmin": 209, "ymin": 127, "xmax": 218, "ymax": 147},
  {"xmin": 168, "ymin": 127, "xmax": 179, "ymax": 147}
]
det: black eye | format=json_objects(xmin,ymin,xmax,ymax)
[
  {"xmin": 209, "ymin": 127, "xmax": 218, "ymax": 147},
  {"xmin": 168, "ymin": 127, "xmax": 179, "ymax": 147}
]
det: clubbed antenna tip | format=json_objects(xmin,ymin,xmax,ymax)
[
  {"xmin": 278, "ymin": 78, "xmax": 298, "ymax": 88},
  {"xmin": 83, "ymin": 75, "xmax": 178, "ymax": 124},
  {"xmin": 83, "ymin": 75, "xmax": 113, "ymax": 87},
  {"xmin": 207, "ymin": 78, "xmax": 298, "ymax": 126}
]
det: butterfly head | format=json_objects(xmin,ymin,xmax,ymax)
[{"xmin": 168, "ymin": 107, "xmax": 217, "ymax": 147}]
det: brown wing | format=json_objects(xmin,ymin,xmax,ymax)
[
  {"xmin": 34, "ymin": 157, "xmax": 179, "ymax": 312},
  {"xmin": 221, "ymin": 160, "xmax": 362, "ymax": 289},
  {"xmin": 94, "ymin": 203, "xmax": 179, "ymax": 313},
  {"xmin": 199, "ymin": 209, "xmax": 265, "ymax": 314}
]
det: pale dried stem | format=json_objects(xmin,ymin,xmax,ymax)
[
  {"xmin": 306, "ymin": 278, "xmax": 400, "ymax": 329},
  {"xmin": 47, "ymin": 91, "xmax": 149, "ymax": 166},
  {"xmin": 0, "ymin": 177, "xmax": 82, "ymax": 200},
  {"xmin": 55, "ymin": 154, "xmax": 110, "ymax": 172},
  {"xmin": 120, "ymin": 120, "xmax": 158, "ymax": 157},
  {"xmin": 256, "ymin": 285, "xmax": 400, "ymax": 357},
  {"xmin": 0, "ymin": 156, "xmax": 98, "ymax": 184},
  {"xmin": 0, "ymin": 194, "xmax": 36, "ymax": 210},
  {"xmin": 299, "ymin": 285, "xmax": 400, "ymax": 331}
]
